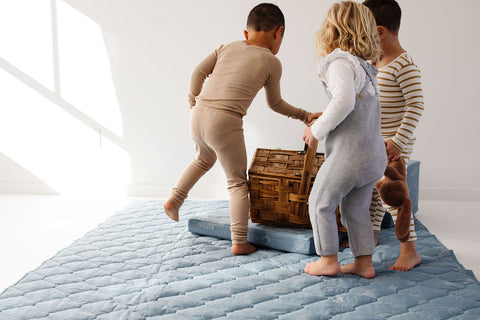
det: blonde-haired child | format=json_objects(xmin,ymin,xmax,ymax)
[{"xmin": 303, "ymin": 1, "xmax": 387, "ymax": 278}]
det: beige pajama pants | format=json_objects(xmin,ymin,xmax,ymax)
[
  {"xmin": 370, "ymin": 137, "xmax": 417, "ymax": 241},
  {"xmin": 168, "ymin": 105, "xmax": 250, "ymax": 245}
]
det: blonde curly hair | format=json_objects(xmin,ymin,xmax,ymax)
[{"xmin": 316, "ymin": 1, "xmax": 381, "ymax": 62}]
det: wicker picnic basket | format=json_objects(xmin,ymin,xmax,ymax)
[
  {"xmin": 248, "ymin": 141, "xmax": 322, "ymax": 229},
  {"xmin": 248, "ymin": 141, "xmax": 347, "ymax": 231}
]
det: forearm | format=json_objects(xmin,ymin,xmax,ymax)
[
  {"xmin": 268, "ymin": 99, "xmax": 310, "ymax": 123},
  {"xmin": 391, "ymin": 102, "xmax": 424, "ymax": 150}
]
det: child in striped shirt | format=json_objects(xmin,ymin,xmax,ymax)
[{"xmin": 364, "ymin": 0, "xmax": 424, "ymax": 271}]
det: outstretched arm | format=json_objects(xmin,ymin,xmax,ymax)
[{"xmin": 264, "ymin": 58, "xmax": 311, "ymax": 123}]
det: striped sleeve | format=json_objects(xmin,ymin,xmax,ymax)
[{"xmin": 390, "ymin": 56, "xmax": 425, "ymax": 151}]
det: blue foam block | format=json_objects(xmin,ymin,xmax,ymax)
[
  {"xmin": 407, "ymin": 159, "xmax": 420, "ymax": 214},
  {"xmin": 189, "ymin": 160, "xmax": 420, "ymax": 252},
  {"xmin": 188, "ymin": 208, "xmax": 316, "ymax": 254}
]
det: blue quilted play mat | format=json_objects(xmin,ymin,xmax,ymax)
[{"xmin": 1, "ymin": 200, "xmax": 480, "ymax": 319}]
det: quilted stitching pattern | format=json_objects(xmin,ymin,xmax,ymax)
[{"xmin": 0, "ymin": 200, "xmax": 479, "ymax": 319}]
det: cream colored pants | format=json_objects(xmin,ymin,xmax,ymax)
[{"xmin": 168, "ymin": 105, "xmax": 249, "ymax": 244}]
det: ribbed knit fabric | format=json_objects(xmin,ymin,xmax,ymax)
[{"xmin": 377, "ymin": 52, "xmax": 424, "ymax": 153}]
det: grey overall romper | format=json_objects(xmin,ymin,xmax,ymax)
[{"xmin": 309, "ymin": 58, "xmax": 387, "ymax": 257}]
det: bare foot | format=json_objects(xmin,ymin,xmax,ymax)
[
  {"xmin": 163, "ymin": 200, "xmax": 179, "ymax": 222},
  {"xmin": 390, "ymin": 240, "xmax": 421, "ymax": 271},
  {"xmin": 304, "ymin": 255, "xmax": 340, "ymax": 276},
  {"xmin": 340, "ymin": 255, "xmax": 375, "ymax": 279},
  {"xmin": 232, "ymin": 242, "xmax": 257, "ymax": 255}
]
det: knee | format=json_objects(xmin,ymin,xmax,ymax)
[
  {"xmin": 227, "ymin": 180, "xmax": 249, "ymax": 195},
  {"xmin": 308, "ymin": 193, "xmax": 320, "ymax": 212},
  {"xmin": 193, "ymin": 157, "xmax": 216, "ymax": 171},
  {"xmin": 309, "ymin": 194, "xmax": 337, "ymax": 216}
]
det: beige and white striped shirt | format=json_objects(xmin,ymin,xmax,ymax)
[{"xmin": 377, "ymin": 52, "xmax": 424, "ymax": 152}]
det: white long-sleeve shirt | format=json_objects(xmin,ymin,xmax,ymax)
[{"xmin": 311, "ymin": 49, "xmax": 375, "ymax": 141}]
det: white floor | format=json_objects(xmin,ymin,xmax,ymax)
[{"xmin": 0, "ymin": 195, "xmax": 479, "ymax": 293}]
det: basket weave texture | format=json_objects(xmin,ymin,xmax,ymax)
[{"xmin": 248, "ymin": 144, "xmax": 325, "ymax": 229}]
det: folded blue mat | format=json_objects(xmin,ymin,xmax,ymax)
[
  {"xmin": 188, "ymin": 207, "xmax": 318, "ymax": 255},
  {"xmin": 1, "ymin": 199, "xmax": 479, "ymax": 320}
]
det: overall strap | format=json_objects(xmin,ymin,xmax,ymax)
[{"xmin": 357, "ymin": 57, "xmax": 378, "ymax": 96}]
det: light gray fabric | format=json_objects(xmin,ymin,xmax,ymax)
[{"xmin": 309, "ymin": 58, "xmax": 387, "ymax": 256}]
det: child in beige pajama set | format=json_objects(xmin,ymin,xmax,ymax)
[{"xmin": 163, "ymin": 3, "xmax": 317, "ymax": 255}]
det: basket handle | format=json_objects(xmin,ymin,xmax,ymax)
[
  {"xmin": 297, "ymin": 142, "xmax": 317, "ymax": 155},
  {"xmin": 297, "ymin": 143, "xmax": 309, "ymax": 155},
  {"xmin": 298, "ymin": 141, "xmax": 318, "ymax": 195}
]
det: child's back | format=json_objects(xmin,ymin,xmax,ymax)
[
  {"xmin": 323, "ymin": 56, "xmax": 386, "ymax": 185},
  {"xmin": 190, "ymin": 40, "xmax": 308, "ymax": 119}
]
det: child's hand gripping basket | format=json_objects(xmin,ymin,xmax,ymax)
[{"xmin": 248, "ymin": 141, "xmax": 324, "ymax": 229}]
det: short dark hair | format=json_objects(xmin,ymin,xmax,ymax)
[
  {"xmin": 363, "ymin": 0, "xmax": 401, "ymax": 33},
  {"xmin": 246, "ymin": 3, "xmax": 285, "ymax": 32}
]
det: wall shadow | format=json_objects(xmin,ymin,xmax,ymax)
[
  {"xmin": 0, "ymin": 0, "xmax": 131, "ymax": 195},
  {"xmin": 0, "ymin": 152, "xmax": 57, "ymax": 194}
]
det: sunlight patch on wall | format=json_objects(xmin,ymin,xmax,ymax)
[
  {"xmin": 57, "ymin": 1, "xmax": 123, "ymax": 137},
  {"xmin": 0, "ymin": 0, "xmax": 54, "ymax": 91},
  {"xmin": 0, "ymin": 0, "xmax": 130, "ymax": 197},
  {"xmin": 0, "ymin": 69, "xmax": 129, "ymax": 197}
]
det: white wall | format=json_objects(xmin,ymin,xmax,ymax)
[{"xmin": 0, "ymin": 0, "xmax": 479, "ymax": 200}]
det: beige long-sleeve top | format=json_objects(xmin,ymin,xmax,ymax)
[{"xmin": 188, "ymin": 41, "xmax": 309, "ymax": 122}]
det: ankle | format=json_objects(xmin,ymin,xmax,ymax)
[
  {"xmin": 232, "ymin": 243, "xmax": 256, "ymax": 255},
  {"xmin": 163, "ymin": 200, "xmax": 180, "ymax": 221},
  {"xmin": 400, "ymin": 240, "xmax": 417, "ymax": 254},
  {"xmin": 355, "ymin": 255, "xmax": 373, "ymax": 267},
  {"xmin": 321, "ymin": 254, "xmax": 339, "ymax": 264},
  {"xmin": 164, "ymin": 200, "xmax": 177, "ymax": 210}
]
